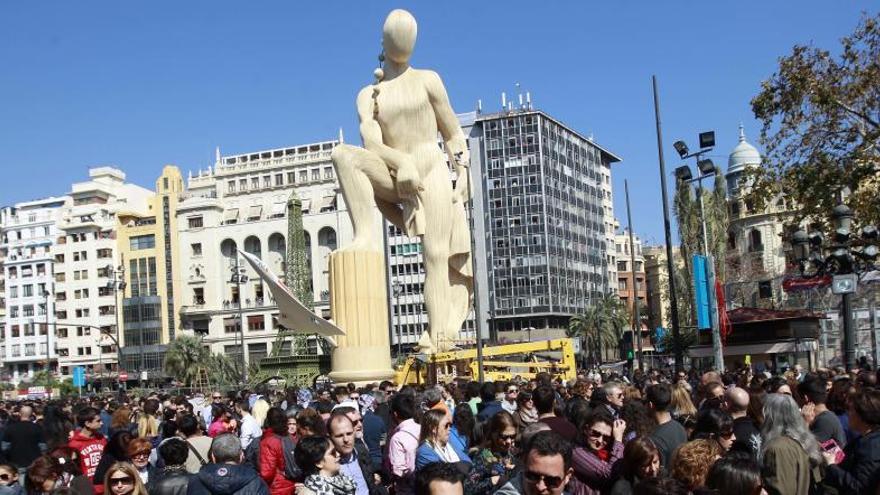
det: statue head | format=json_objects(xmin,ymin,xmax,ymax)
[{"xmin": 382, "ymin": 9, "xmax": 417, "ymax": 64}]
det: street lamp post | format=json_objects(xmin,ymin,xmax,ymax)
[
  {"xmin": 105, "ymin": 264, "xmax": 126, "ymax": 381},
  {"xmin": 230, "ymin": 258, "xmax": 249, "ymax": 382},
  {"xmin": 791, "ymin": 204, "xmax": 878, "ymax": 371},
  {"xmin": 42, "ymin": 291, "xmax": 52, "ymax": 373},
  {"xmin": 392, "ymin": 281, "xmax": 402, "ymax": 358},
  {"xmin": 673, "ymin": 130, "xmax": 725, "ymax": 372}
]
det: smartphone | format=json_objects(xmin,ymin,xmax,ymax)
[{"xmin": 821, "ymin": 439, "xmax": 845, "ymax": 464}]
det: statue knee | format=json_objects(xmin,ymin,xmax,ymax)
[{"xmin": 330, "ymin": 144, "xmax": 355, "ymax": 167}]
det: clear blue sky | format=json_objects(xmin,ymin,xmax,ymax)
[{"xmin": 0, "ymin": 1, "xmax": 872, "ymax": 244}]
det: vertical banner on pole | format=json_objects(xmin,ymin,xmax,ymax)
[{"xmin": 693, "ymin": 255, "xmax": 710, "ymax": 330}]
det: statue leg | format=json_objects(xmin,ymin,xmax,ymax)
[
  {"xmin": 417, "ymin": 166, "xmax": 456, "ymax": 352},
  {"xmin": 331, "ymin": 144, "xmax": 399, "ymax": 251}
]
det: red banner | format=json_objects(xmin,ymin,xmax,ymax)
[{"xmin": 782, "ymin": 275, "xmax": 832, "ymax": 292}]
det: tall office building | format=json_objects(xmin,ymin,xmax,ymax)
[
  {"xmin": 0, "ymin": 197, "xmax": 67, "ymax": 383},
  {"xmin": 614, "ymin": 228, "xmax": 647, "ymax": 315},
  {"xmin": 51, "ymin": 167, "xmax": 153, "ymax": 378},
  {"xmin": 115, "ymin": 166, "xmax": 185, "ymax": 376},
  {"xmin": 471, "ymin": 108, "xmax": 621, "ymax": 338},
  {"xmin": 177, "ymin": 140, "xmax": 354, "ymax": 365}
]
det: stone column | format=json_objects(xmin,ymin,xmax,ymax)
[{"xmin": 328, "ymin": 250, "xmax": 395, "ymax": 384}]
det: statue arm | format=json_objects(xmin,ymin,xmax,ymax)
[
  {"xmin": 425, "ymin": 71, "xmax": 471, "ymax": 203},
  {"xmin": 425, "ymin": 71, "xmax": 468, "ymax": 165},
  {"xmin": 356, "ymin": 88, "xmax": 411, "ymax": 173}
]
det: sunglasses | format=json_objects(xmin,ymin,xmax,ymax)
[
  {"xmin": 507, "ymin": 389, "xmax": 519, "ymax": 393},
  {"xmin": 500, "ymin": 433, "xmax": 517, "ymax": 441},
  {"xmin": 589, "ymin": 429, "xmax": 613, "ymax": 443},
  {"xmin": 524, "ymin": 470, "xmax": 564, "ymax": 489},
  {"xmin": 212, "ymin": 396, "xmax": 222, "ymax": 400},
  {"xmin": 110, "ymin": 476, "xmax": 134, "ymax": 486}
]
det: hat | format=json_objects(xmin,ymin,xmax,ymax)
[{"xmin": 332, "ymin": 400, "xmax": 360, "ymax": 413}]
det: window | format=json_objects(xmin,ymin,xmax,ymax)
[
  {"xmin": 57, "ymin": 327, "xmax": 68, "ymax": 338},
  {"xmin": 55, "ymin": 272, "xmax": 65, "ymax": 283},
  {"xmin": 287, "ymin": 172, "xmax": 295, "ymax": 184},
  {"xmin": 227, "ymin": 181, "xmax": 235, "ymax": 193},
  {"xmin": 275, "ymin": 174, "xmax": 283, "ymax": 186},
  {"xmin": 188, "ymin": 216, "xmax": 204, "ymax": 229},
  {"xmin": 299, "ymin": 170, "xmax": 308, "ymax": 182},
  {"xmin": 36, "ymin": 264, "xmax": 46, "ymax": 275},
  {"xmin": 248, "ymin": 343, "xmax": 268, "ymax": 363},
  {"xmin": 263, "ymin": 176, "xmax": 271, "ymax": 188},
  {"xmin": 251, "ymin": 177, "xmax": 259, "ymax": 189},
  {"xmin": 311, "ymin": 169, "xmax": 320, "ymax": 181},
  {"xmin": 8, "ymin": 286, "xmax": 17, "ymax": 298},
  {"xmin": 23, "ymin": 285, "xmax": 33, "ymax": 297},
  {"xmin": 11, "ymin": 325, "xmax": 19, "ymax": 338},
  {"xmin": 191, "ymin": 243, "xmax": 203, "ymax": 256},
  {"xmin": 248, "ymin": 315, "xmax": 265, "ymax": 331},
  {"xmin": 130, "ymin": 235, "xmax": 156, "ymax": 250},
  {"xmin": 97, "ymin": 248, "xmax": 112, "ymax": 259},
  {"xmin": 193, "ymin": 288, "xmax": 205, "ymax": 305},
  {"xmin": 239, "ymin": 179, "xmax": 247, "ymax": 191},
  {"xmin": 224, "ymin": 317, "xmax": 240, "ymax": 334},
  {"xmin": 324, "ymin": 167, "xmax": 334, "ymax": 179},
  {"xmin": 23, "ymin": 304, "xmax": 34, "ymax": 317}
]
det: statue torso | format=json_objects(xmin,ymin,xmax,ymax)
[{"xmin": 371, "ymin": 69, "xmax": 441, "ymax": 154}]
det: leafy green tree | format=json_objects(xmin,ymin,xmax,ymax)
[
  {"xmin": 164, "ymin": 334, "xmax": 211, "ymax": 387},
  {"xmin": 748, "ymin": 13, "xmax": 880, "ymax": 228},
  {"xmin": 568, "ymin": 294, "xmax": 629, "ymax": 364}
]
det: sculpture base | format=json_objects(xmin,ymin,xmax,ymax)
[{"xmin": 328, "ymin": 250, "xmax": 395, "ymax": 385}]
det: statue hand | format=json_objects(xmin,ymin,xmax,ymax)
[{"xmin": 396, "ymin": 162, "xmax": 422, "ymax": 199}]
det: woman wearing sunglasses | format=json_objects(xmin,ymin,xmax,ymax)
[
  {"xmin": 415, "ymin": 409, "xmax": 471, "ymax": 470},
  {"xmin": 568, "ymin": 409, "xmax": 626, "ymax": 495},
  {"xmin": 103, "ymin": 462, "xmax": 148, "ymax": 495},
  {"xmin": 469, "ymin": 410, "xmax": 520, "ymax": 492},
  {"xmin": 691, "ymin": 408, "xmax": 736, "ymax": 452}
]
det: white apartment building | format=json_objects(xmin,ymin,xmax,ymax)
[
  {"xmin": 0, "ymin": 197, "xmax": 67, "ymax": 384},
  {"xmin": 177, "ymin": 140, "xmax": 358, "ymax": 365},
  {"xmin": 51, "ymin": 167, "xmax": 152, "ymax": 377}
]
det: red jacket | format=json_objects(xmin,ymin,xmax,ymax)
[
  {"xmin": 259, "ymin": 429, "xmax": 297, "ymax": 495},
  {"xmin": 67, "ymin": 430, "xmax": 107, "ymax": 482}
]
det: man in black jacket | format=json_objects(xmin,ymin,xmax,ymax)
[
  {"xmin": 187, "ymin": 433, "xmax": 268, "ymax": 495},
  {"xmin": 151, "ymin": 438, "xmax": 192, "ymax": 495},
  {"xmin": 328, "ymin": 413, "xmax": 388, "ymax": 495},
  {"xmin": 1, "ymin": 405, "xmax": 45, "ymax": 470}
]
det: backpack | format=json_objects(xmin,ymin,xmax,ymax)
[
  {"xmin": 244, "ymin": 435, "xmax": 301, "ymax": 481},
  {"xmin": 243, "ymin": 437, "xmax": 262, "ymax": 472}
]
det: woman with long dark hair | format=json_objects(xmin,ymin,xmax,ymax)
[
  {"xmin": 705, "ymin": 451, "xmax": 765, "ymax": 495},
  {"xmin": 260, "ymin": 407, "xmax": 299, "ymax": 495},
  {"xmin": 42, "ymin": 404, "xmax": 74, "ymax": 451},
  {"xmin": 691, "ymin": 408, "xmax": 736, "ymax": 452},
  {"xmin": 92, "ymin": 430, "xmax": 133, "ymax": 491},
  {"xmin": 469, "ymin": 411, "xmax": 519, "ymax": 492},
  {"xmin": 609, "ymin": 437, "xmax": 661, "ymax": 495},
  {"xmin": 450, "ymin": 403, "xmax": 475, "ymax": 454},
  {"xmin": 512, "ymin": 391, "xmax": 538, "ymax": 432}
]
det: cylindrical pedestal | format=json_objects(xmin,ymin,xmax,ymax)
[{"xmin": 328, "ymin": 250, "xmax": 395, "ymax": 384}]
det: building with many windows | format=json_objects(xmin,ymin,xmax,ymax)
[
  {"xmin": 51, "ymin": 167, "xmax": 153, "ymax": 378},
  {"xmin": 615, "ymin": 228, "xmax": 647, "ymax": 317},
  {"xmin": 177, "ymin": 140, "xmax": 354, "ymax": 366},
  {"xmin": 471, "ymin": 108, "xmax": 621, "ymax": 339},
  {"xmin": 0, "ymin": 197, "xmax": 67, "ymax": 383},
  {"xmin": 115, "ymin": 166, "xmax": 185, "ymax": 377}
]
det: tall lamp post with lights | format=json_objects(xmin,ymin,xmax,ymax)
[
  {"xmin": 230, "ymin": 258, "xmax": 249, "ymax": 382},
  {"xmin": 673, "ymin": 131, "xmax": 725, "ymax": 372},
  {"xmin": 105, "ymin": 264, "xmax": 126, "ymax": 378},
  {"xmin": 791, "ymin": 204, "xmax": 878, "ymax": 371}
]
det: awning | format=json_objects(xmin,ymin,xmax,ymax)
[
  {"xmin": 247, "ymin": 205, "xmax": 262, "ymax": 220},
  {"xmin": 271, "ymin": 202, "xmax": 286, "ymax": 216},
  {"xmin": 689, "ymin": 340, "xmax": 817, "ymax": 358},
  {"xmin": 223, "ymin": 209, "xmax": 239, "ymax": 222},
  {"xmin": 319, "ymin": 195, "xmax": 336, "ymax": 211},
  {"xmin": 239, "ymin": 250, "xmax": 343, "ymax": 342},
  {"xmin": 301, "ymin": 199, "xmax": 311, "ymax": 213}
]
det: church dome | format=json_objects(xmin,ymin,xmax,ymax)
[{"xmin": 727, "ymin": 124, "xmax": 761, "ymax": 174}]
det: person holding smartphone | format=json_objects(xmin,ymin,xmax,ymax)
[{"xmin": 823, "ymin": 388, "xmax": 880, "ymax": 493}]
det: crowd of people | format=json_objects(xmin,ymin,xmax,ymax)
[{"xmin": 0, "ymin": 364, "xmax": 879, "ymax": 495}]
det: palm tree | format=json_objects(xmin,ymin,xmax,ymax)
[
  {"xmin": 164, "ymin": 334, "xmax": 211, "ymax": 387},
  {"xmin": 569, "ymin": 294, "xmax": 624, "ymax": 366}
]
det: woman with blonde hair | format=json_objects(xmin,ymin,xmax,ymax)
[
  {"xmin": 136, "ymin": 400, "xmax": 159, "ymax": 440},
  {"xmin": 103, "ymin": 462, "xmax": 148, "ymax": 495},
  {"xmin": 670, "ymin": 382, "xmax": 698, "ymax": 435}
]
